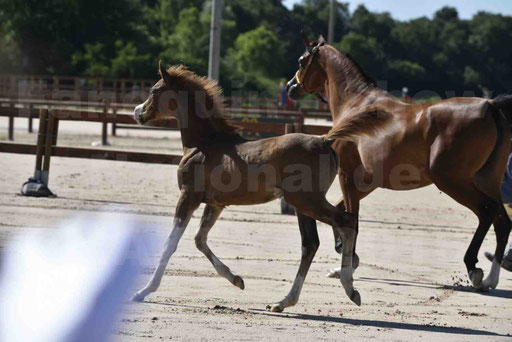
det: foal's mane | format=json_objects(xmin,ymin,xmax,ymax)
[{"xmin": 166, "ymin": 65, "xmax": 240, "ymax": 134}]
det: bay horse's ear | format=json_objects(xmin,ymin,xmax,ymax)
[
  {"xmin": 318, "ymin": 35, "xmax": 326, "ymax": 44},
  {"xmin": 301, "ymin": 30, "xmax": 311, "ymax": 47},
  {"xmin": 159, "ymin": 60, "xmax": 172, "ymax": 86}
]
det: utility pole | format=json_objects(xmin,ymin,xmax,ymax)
[
  {"xmin": 208, "ymin": 0, "xmax": 223, "ymax": 81},
  {"xmin": 328, "ymin": 0, "xmax": 335, "ymax": 44}
]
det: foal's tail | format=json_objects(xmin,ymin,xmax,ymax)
[
  {"xmin": 322, "ymin": 108, "xmax": 392, "ymax": 144},
  {"xmin": 491, "ymin": 94, "xmax": 512, "ymax": 123}
]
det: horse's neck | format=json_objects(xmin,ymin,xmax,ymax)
[
  {"xmin": 323, "ymin": 54, "xmax": 388, "ymax": 121},
  {"xmin": 177, "ymin": 97, "xmax": 217, "ymax": 151}
]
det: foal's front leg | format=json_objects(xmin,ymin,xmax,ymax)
[
  {"xmin": 132, "ymin": 192, "xmax": 199, "ymax": 302},
  {"xmin": 195, "ymin": 204, "xmax": 245, "ymax": 289},
  {"xmin": 268, "ymin": 213, "xmax": 319, "ymax": 312}
]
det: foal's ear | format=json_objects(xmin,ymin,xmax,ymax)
[
  {"xmin": 159, "ymin": 60, "xmax": 172, "ymax": 86},
  {"xmin": 301, "ymin": 30, "xmax": 311, "ymax": 47}
]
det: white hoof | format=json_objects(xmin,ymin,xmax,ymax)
[{"xmin": 326, "ymin": 267, "xmax": 341, "ymax": 278}]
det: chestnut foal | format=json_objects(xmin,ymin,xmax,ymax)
[
  {"xmin": 287, "ymin": 33, "xmax": 512, "ymax": 294},
  {"xmin": 131, "ymin": 62, "xmax": 379, "ymax": 311}
]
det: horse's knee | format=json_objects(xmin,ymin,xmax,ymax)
[
  {"xmin": 334, "ymin": 211, "xmax": 357, "ymax": 229},
  {"xmin": 194, "ymin": 234, "xmax": 206, "ymax": 251},
  {"xmin": 303, "ymin": 238, "xmax": 320, "ymax": 254}
]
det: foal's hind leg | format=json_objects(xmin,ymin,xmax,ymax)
[
  {"xmin": 481, "ymin": 204, "xmax": 512, "ymax": 289},
  {"xmin": 132, "ymin": 192, "xmax": 200, "ymax": 302},
  {"xmin": 268, "ymin": 213, "xmax": 319, "ymax": 312},
  {"xmin": 194, "ymin": 204, "xmax": 245, "ymax": 290}
]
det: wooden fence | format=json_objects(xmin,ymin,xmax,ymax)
[
  {"xmin": 0, "ymin": 74, "xmax": 329, "ymax": 110},
  {"xmin": 0, "ymin": 106, "xmax": 329, "ymax": 184},
  {"xmin": 0, "ymin": 98, "xmax": 331, "ymax": 144}
]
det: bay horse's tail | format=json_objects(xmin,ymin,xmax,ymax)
[
  {"xmin": 491, "ymin": 94, "xmax": 512, "ymax": 122},
  {"xmin": 322, "ymin": 108, "xmax": 392, "ymax": 144}
]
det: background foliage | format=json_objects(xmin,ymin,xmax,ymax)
[{"xmin": 1, "ymin": 0, "xmax": 511, "ymax": 97}]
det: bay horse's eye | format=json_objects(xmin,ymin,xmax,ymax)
[{"xmin": 299, "ymin": 56, "xmax": 307, "ymax": 68}]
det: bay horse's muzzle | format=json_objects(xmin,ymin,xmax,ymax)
[{"xmin": 286, "ymin": 77, "xmax": 301, "ymax": 100}]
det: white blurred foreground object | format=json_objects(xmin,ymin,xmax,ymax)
[{"xmin": 0, "ymin": 213, "xmax": 155, "ymax": 342}]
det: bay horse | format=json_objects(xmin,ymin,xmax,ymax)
[
  {"xmin": 131, "ymin": 62, "xmax": 373, "ymax": 311},
  {"xmin": 286, "ymin": 33, "xmax": 512, "ymax": 296}
]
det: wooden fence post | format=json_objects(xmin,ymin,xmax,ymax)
[
  {"xmin": 111, "ymin": 106, "xmax": 118, "ymax": 136},
  {"xmin": 101, "ymin": 100, "xmax": 109, "ymax": 145},
  {"xmin": 34, "ymin": 109, "xmax": 48, "ymax": 179},
  {"xmin": 28, "ymin": 103, "xmax": 34, "ymax": 133},
  {"xmin": 8, "ymin": 106, "xmax": 14, "ymax": 141},
  {"xmin": 281, "ymin": 123, "xmax": 296, "ymax": 215},
  {"xmin": 42, "ymin": 110, "xmax": 58, "ymax": 186}
]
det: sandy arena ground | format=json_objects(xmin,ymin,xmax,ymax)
[{"xmin": 1, "ymin": 118, "xmax": 511, "ymax": 341}]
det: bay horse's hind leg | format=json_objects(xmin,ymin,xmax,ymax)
[
  {"xmin": 267, "ymin": 213, "xmax": 319, "ymax": 312},
  {"xmin": 132, "ymin": 192, "xmax": 200, "ymax": 302},
  {"xmin": 430, "ymin": 176, "xmax": 498, "ymax": 289},
  {"xmin": 194, "ymin": 204, "xmax": 245, "ymax": 290},
  {"xmin": 481, "ymin": 203, "xmax": 512, "ymax": 289}
]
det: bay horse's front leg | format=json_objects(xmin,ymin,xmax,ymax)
[
  {"xmin": 132, "ymin": 192, "xmax": 200, "ymax": 302},
  {"xmin": 267, "ymin": 213, "xmax": 319, "ymax": 312},
  {"xmin": 327, "ymin": 184, "xmax": 374, "ymax": 278},
  {"xmin": 194, "ymin": 204, "xmax": 245, "ymax": 289}
]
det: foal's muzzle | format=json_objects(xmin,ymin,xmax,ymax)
[{"xmin": 286, "ymin": 77, "xmax": 301, "ymax": 100}]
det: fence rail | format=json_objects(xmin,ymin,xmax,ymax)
[{"xmin": 0, "ymin": 97, "xmax": 331, "ymax": 144}]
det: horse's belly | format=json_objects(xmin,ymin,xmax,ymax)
[
  {"xmin": 359, "ymin": 140, "xmax": 432, "ymax": 191},
  {"xmin": 204, "ymin": 184, "xmax": 283, "ymax": 206}
]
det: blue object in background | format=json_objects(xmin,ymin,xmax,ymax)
[{"xmin": 501, "ymin": 151, "xmax": 512, "ymax": 203}]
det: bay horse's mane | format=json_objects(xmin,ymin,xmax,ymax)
[
  {"xmin": 323, "ymin": 44, "xmax": 377, "ymax": 92},
  {"xmin": 342, "ymin": 53, "xmax": 377, "ymax": 88},
  {"xmin": 166, "ymin": 65, "xmax": 240, "ymax": 134}
]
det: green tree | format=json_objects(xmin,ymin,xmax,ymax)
[
  {"xmin": 160, "ymin": 7, "xmax": 210, "ymax": 75},
  {"xmin": 71, "ymin": 43, "xmax": 109, "ymax": 76},
  {"xmin": 227, "ymin": 25, "xmax": 284, "ymax": 78},
  {"xmin": 110, "ymin": 41, "xmax": 152, "ymax": 78},
  {"xmin": 1, "ymin": 0, "xmax": 146, "ymax": 74}
]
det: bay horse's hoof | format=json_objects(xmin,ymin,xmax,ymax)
[
  {"xmin": 469, "ymin": 268, "xmax": 484, "ymax": 288},
  {"xmin": 233, "ymin": 275, "xmax": 245, "ymax": 290},
  {"xmin": 266, "ymin": 303, "xmax": 284, "ymax": 312},
  {"xmin": 350, "ymin": 290, "xmax": 361, "ymax": 306},
  {"xmin": 326, "ymin": 268, "xmax": 341, "ymax": 278},
  {"xmin": 131, "ymin": 292, "xmax": 145, "ymax": 302}
]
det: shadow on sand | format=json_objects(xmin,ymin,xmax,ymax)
[
  {"xmin": 358, "ymin": 276, "xmax": 512, "ymax": 300},
  {"xmin": 248, "ymin": 308, "xmax": 508, "ymax": 337},
  {"xmin": 144, "ymin": 300, "xmax": 509, "ymax": 338}
]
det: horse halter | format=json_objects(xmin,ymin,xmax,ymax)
[{"xmin": 294, "ymin": 41, "xmax": 328, "ymax": 103}]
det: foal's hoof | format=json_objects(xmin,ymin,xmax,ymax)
[
  {"xmin": 266, "ymin": 303, "xmax": 284, "ymax": 313},
  {"xmin": 131, "ymin": 292, "xmax": 145, "ymax": 302},
  {"xmin": 469, "ymin": 268, "xmax": 484, "ymax": 288},
  {"xmin": 233, "ymin": 275, "xmax": 245, "ymax": 290},
  {"xmin": 350, "ymin": 290, "xmax": 361, "ymax": 306}
]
